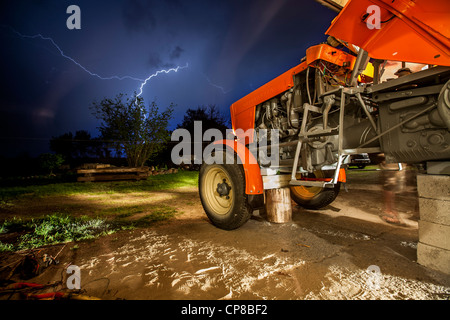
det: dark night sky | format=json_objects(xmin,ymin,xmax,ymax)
[{"xmin": 0, "ymin": 0, "xmax": 336, "ymax": 157}]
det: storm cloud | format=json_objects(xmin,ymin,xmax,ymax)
[{"xmin": 0, "ymin": 0, "xmax": 336, "ymax": 157}]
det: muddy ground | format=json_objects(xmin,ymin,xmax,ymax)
[{"xmin": 0, "ymin": 168, "xmax": 449, "ymax": 300}]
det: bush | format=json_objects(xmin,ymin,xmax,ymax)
[
  {"xmin": 38, "ymin": 153, "xmax": 64, "ymax": 175},
  {"xmin": 0, "ymin": 214, "xmax": 113, "ymax": 251}
]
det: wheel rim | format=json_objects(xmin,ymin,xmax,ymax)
[
  {"xmin": 203, "ymin": 166, "xmax": 234, "ymax": 215},
  {"xmin": 291, "ymin": 171, "xmax": 324, "ymax": 200}
]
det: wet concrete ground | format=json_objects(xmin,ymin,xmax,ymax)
[{"xmin": 1, "ymin": 168, "xmax": 449, "ymax": 300}]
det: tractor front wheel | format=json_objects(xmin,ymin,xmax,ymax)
[{"xmin": 199, "ymin": 157, "xmax": 252, "ymax": 230}]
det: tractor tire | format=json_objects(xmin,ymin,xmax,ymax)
[
  {"xmin": 198, "ymin": 152, "xmax": 252, "ymax": 230},
  {"xmin": 290, "ymin": 170, "xmax": 340, "ymax": 209}
]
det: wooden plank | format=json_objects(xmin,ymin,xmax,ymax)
[
  {"xmin": 77, "ymin": 167, "xmax": 149, "ymax": 174},
  {"xmin": 77, "ymin": 173, "xmax": 148, "ymax": 182},
  {"xmin": 79, "ymin": 163, "xmax": 111, "ymax": 169}
]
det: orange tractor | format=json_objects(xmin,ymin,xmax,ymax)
[{"xmin": 198, "ymin": 0, "xmax": 450, "ymax": 230}]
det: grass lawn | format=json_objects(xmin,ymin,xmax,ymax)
[
  {"xmin": 0, "ymin": 170, "xmax": 199, "ymax": 201},
  {"xmin": 0, "ymin": 170, "xmax": 199, "ymax": 252}
]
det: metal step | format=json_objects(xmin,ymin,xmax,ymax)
[{"xmin": 289, "ymin": 179, "xmax": 334, "ymax": 188}]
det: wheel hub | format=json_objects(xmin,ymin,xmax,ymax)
[{"xmin": 216, "ymin": 179, "xmax": 232, "ymax": 199}]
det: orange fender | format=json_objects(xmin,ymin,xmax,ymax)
[{"xmin": 213, "ymin": 139, "xmax": 264, "ymax": 195}]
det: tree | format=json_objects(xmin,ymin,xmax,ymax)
[
  {"xmin": 38, "ymin": 153, "xmax": 64, "ymax": 175},
  {"xmin": 91, "ymin": 93, "xmax": 174, "ymax": 168},
  {"xmin": 49, "ymin": 132, "xmax": 74, "ymax": 161},
  {"xmin": 176, "ymin": 105, "xmax": 230, "ymax": 164},
  {"xmin": 177, "ymin": 105, "xmax": 229, "ymax": 134},
  {"xmin": 71, "ymin": 130, "xmax": 93, "ymax": 158},
  {"xmin": 50, "ymin": 130, "xmax": 111, "ymax": 162}
]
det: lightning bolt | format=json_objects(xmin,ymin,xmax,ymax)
[
  {"xmin": 4, "ymin": 26, "xmax": 188, "ymax": 103},
  {"xmin": 202, "ymin": 73, "xmax": 231, "ymax": 94},
  {"xmin": 136, "ymin": 63, "xmax": 188, "ymax": 101}
]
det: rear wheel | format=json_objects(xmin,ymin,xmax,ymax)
[
  {"xmin": 199, "ymin": 152, "xmax": 252, "ymax": 230},
  {"xmin": 290, "ymin": 170, "xmax": 340, "ymax": 209}
]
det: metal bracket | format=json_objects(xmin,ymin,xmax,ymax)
[{"xmin": 289, "ymin": 87, "xmax": 349, "ymax": 188}]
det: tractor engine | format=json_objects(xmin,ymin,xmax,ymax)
[{"xmin": 251, "ymin": 56, "xmax": 450, "ymax": 172}]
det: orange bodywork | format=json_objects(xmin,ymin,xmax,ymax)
[
  {"xmin": 306, "ymin": 43, "xmax": 374, "ymax": 83},
  {"xmin": 306, "ymin": 43, "xmax": 355, "ymax": 67},
  {"xmin": 230, "ymin": 62, "xmax": 307, "ymax": 144},
  {"xmin": 326, "ymin": 0, "xmax": 450, "ymax": 66},
  {"xmin": 230, "ymin": 43, "xmax": 362, "ymax": 143},
  {"xmin": 338, "ymin": 168, "xmax": 346, "ymax": 183},
  {"xmin": 214, "ymin": 139, "xmax": 264, "ymax": 195}
]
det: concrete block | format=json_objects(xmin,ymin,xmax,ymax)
[
  {"xmin": 419, "ymin": 198, "xmax": 450, "ymax": 226},
  {"xmin": 417, "ymin": 242, "xmax": 450, "ymax": 275},
  {"xmin": 416, "ymin": 174, "xmax": 450, "ymax": 201},
  {"xmin": 418, "ymin": 220, "xmax": 450, "ymax": 251}
]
